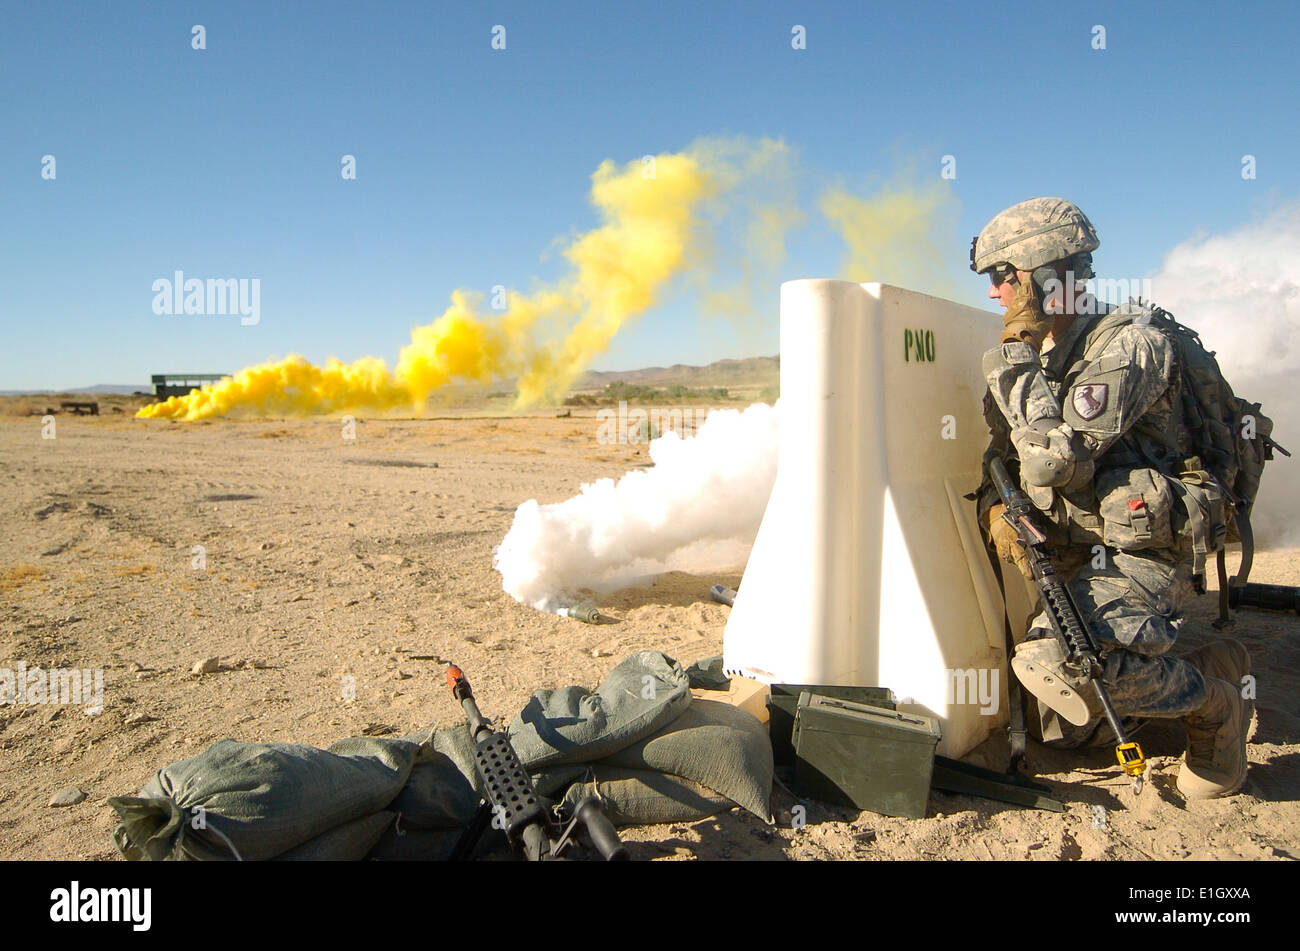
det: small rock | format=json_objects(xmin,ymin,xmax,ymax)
[
  {"xmin": 750, "ymin": 828, "xmax": 775, "ymax": 843},
  {"xmin": 362, "ymin": 723, "xmax": 397, "ymax": 736},
  {"xmin": 243, "ymin": 659, "xmax": 268, "ymax": 669},
  {"xmin": 49, "ymin": 786, "xmax": 87, "ymax": 807},
  {"xmin": 854, "ymin": 829, "xmax": 877, "ymax": 846},
  {"xmin": 191, "ymin": 657, "xmax": 220, "ymax": 675},
  {"xmin": 127, "ymin": 662, "xmax": 144, "ymax": 673},
  {"xmin": 260, "ymin": 541, "xmax": 273, "ymax": 550},
  {"xmin": 394, "ymin": 670, "xmax": 411, "ymax": 680},
  {"xmin": 47, "ymin": 709, "xmax": 61, "ymax": 723},
  {"xmin": 125, "ymin": 713, "xmax": 158, "ymax": 728}
]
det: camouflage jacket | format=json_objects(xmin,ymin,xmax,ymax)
[{"xmin": 978, "ymin": 301, "xmax": 1187, "ymax": 553}]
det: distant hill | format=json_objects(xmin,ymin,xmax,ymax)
[
  {"xmin": 570, "ymin": 356, "xmax": 778, "ymax": 393},
  {"xmin": 0, "ymin": 384, "xmax": 150, "ymax": 396},
  {"xmin": 3, "ymin": 356, "xmax": 782, "ymax": 400}
]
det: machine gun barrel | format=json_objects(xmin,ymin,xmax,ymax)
[
  {"xmin": 444, "ymin": 663, "xmax": 627, "ymax": 860},
  {"xmin": 1229, "ymin": 582, "xmax": 1300, "ymax": 615}
]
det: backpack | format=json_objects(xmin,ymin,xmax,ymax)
[{"xmin": 1082, "ymin": 303, "xmax": 1288, "ymax": 623}]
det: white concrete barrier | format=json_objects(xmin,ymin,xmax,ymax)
[{"xmin": 723, "ymin": 280, "xmax": 1035, "ymax": 758}]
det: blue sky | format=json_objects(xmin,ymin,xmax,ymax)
[{"xmin": 2, "ymin": 0, "xmax": 1297, "ymax": 390}]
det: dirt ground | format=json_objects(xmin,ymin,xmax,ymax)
[{"xmin": 1, "ymin": 409, "xmax": 1297, "ymax": 861}]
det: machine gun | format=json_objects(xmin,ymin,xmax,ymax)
[
  {"xmin": 989, "ymin": 458, "xmax": 1148, "ymax": 794},
  {"xmin": 445, "ymin": 663, "xmax": 628, "ymax": 861}
]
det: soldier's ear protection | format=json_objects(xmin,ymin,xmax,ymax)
[{"xmin": 1031, "ymin": 266, "xmax": 1059, "ymax": 299}]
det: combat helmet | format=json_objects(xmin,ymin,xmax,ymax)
[{"xmin": 970, "ymin": 197, "xmax": 1099, "ymax": 280}]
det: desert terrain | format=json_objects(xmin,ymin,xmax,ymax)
[{"xmin": 1, "ymin": 387, "xmax": 1297, "ymax": 862}]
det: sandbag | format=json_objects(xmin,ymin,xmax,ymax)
[
  {"xmin": 366, "ymin": 825, "xmax": 470, "ymax": 861},
  {"xmin": 600, "ymin": 699, "xmax": 773, "ymax": 822},
  {"xmin": 684, "ymin": 655, "xmax": 731, "ymax": 690},
  {"xmin": 388, "ymin": 725, "xmax": 480, "ymax": 829},
  {"xmin": 106, "ymin": 652, "xmax": 769, "ymax": 860},
  {"xmin": 109, "ymin": 736, "xmax": 420, "ymax": 861},
  {"xmin": 507, "ymin": 650, "xmax": 692, "ymax": 768},
  {"xmin": 275, "ymin": 811, "xmax": 397, "ymax": 861},
  {"xmin": 554, "ymin": 765, "xmax": 736, "ymax": 826}
]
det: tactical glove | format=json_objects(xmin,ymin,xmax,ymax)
[
  {"xmin": 1000, "ymin": 275, "xmax": 1053, "ymax": 351},
  {"xmin": 984, "ymin": 501, "xmax": 1034, "ymax": 581}
]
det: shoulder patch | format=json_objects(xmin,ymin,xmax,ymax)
[{"xmin": 1072, "ymin": 383, "xmax": 1108, "ymax": 420}]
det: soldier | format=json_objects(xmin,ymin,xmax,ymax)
[{"xmin": 970, "ymin": 197, "xmax": 1253, "ymax": 799}]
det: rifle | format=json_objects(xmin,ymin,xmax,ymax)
[
  {"xmin": 445, "ymin": 663, "xmax": 628, "ymax": 861},
  {"xmin": 988, "ymin": 457, "xmax": 1148, "ymax": 794}
]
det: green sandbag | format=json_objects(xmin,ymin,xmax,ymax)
[
  {"xmin": 507, "ymin": 651, "xmax": 692, "ymax": 769},
  {"xmin": 366, "ymin": 825, "xmax": 471, "ymax": 861},
  {"xmin": 109, "ymin": 736, "xmax": 420, "ymax": 861},
  {"xmin": 684, "ymin": 655, "xmax": 731, "ymax": 690},
  {"xmin": 274, "ymin": 812, "xmax": 397, "ymax": 861},
  {"xmin": 600, "ymin": 699, "xmax": 773, "ymax": 822},
  {"xmin": 388, "ymin": 725, "xmax": 481, "ymax": 829},
  {"xmin": 554, "ymin": 765, "xmax": 736, "ymax": 826}
]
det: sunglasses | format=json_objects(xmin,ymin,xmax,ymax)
[{"xmin": 988, "ymin": 266, "xmax": 1017, "ymax": 288}]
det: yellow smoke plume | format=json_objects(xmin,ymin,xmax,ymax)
[
  {"xmin": 820, "ymin": 177, "xmax": 959, "ymax": 298},
  {"xmin": 135, "ymin": 142, "xmax": 956, "ymax": 422},
  {"xmin": 138, "ymin": 149, "xmax": 722, "ymax": 420}
]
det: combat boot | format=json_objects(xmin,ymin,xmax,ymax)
[
  {"xmin": 1177, "ymin": 676, "xmax": 1250, "ymax": 800},
  {"xmin": 1179, "ymin": 638, "xmax": 1251, "ymax": 691},
  {"xmin": 1179, "ymin": 637, "xmax": 1254, "ymax": 739}
]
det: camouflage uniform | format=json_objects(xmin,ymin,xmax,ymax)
[{"xmin": 979, "ymin": 303, "xmax": 1208, "ymax": 741}]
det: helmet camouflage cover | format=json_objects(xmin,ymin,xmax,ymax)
[{"xmin": 970, "ymin": 197, "xmax": 1100, "ymax": 277}]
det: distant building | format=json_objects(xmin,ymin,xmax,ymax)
[{"xmin": 151, "ymin": 374, "xmax": 228, "ymax": 399}]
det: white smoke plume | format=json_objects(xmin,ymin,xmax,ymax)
[
  {"xmin": 494, "ymin": 402, "xmax": 780, "ymax": 611},
  {"xmin": 1149, "ymin": 203, "xmax": 1300, "ymax": 547}
]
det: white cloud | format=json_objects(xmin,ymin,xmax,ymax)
[{"xmin": 1150, "ymin": 203, "xmax": 1300, "ymax": 546}]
